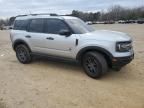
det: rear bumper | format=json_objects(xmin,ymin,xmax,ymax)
[{"xmin": 112, "ymin": 54, "xmax": 134, "ymax": 68}]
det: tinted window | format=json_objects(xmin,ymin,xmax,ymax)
[
  {"xmin": 29, "ymin": 19, "xmax": 44, "ymax": 33},
  {"xmin": 14, "ymin": 20, "xmax": 29, "ymax": 30},
  {"xmin": 45, "ymin": 19, "xmax": 69, "ymax": 34}
]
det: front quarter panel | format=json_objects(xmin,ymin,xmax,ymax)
[
  {"xmin": 74, "ymin": 39, "xmax": 115, "ymax": 57},
  {"xmin": 74, "ymin": 38, "xmax": 134, "ymax": 59}
]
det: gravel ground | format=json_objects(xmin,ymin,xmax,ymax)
[{"xmin": 0, "ymin": 24, "xmax": 144, "ymax": 108}]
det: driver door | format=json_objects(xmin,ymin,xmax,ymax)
[{"xmin": 42, "ymin": 19, "xmax": 77, "ymax": 58}]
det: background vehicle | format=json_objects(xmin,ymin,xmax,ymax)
[
  {"xmin": 10, "ymin": 14, "xmax": 134, "ymax": 79},
  {"xmin": 137, "ymin": 19, "xmax": 144, "ymax": 24}
]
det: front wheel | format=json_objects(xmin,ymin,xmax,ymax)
[
  {"xmin": 82, "ymin": 52, "xmax": 108, "ymax": 78},
  {"xmin": 15, "ymin": 44, "xmax": 32, "ymax": 64}
]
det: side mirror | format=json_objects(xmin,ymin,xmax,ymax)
[{"xmin": 59, "ymin": 30, "xmax": 72, "ymax": 37}]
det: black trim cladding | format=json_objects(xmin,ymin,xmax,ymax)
[
  {"xmin": 13, "ymin": 39, "xmax": 31, "ymax": 51},
  {"xmin": 76, "ymin": 46, "xmax": 113, "ymax": 60},
  {"xmin": 112, "ymin": 54, "xmax": 134, "ymax": 67}
]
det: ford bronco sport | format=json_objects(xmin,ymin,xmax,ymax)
[{"xmin": 10, "ymin": 14, "xmax": 134, "ymax": 78}]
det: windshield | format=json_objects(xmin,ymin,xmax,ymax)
[{"xmin": 65, "ymin": 18, "xmax": 95, "ymax": 34}]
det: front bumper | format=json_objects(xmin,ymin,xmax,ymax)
[{"xmin": 112, "ymin": 54, "xmax": 134, "ymax": 68}]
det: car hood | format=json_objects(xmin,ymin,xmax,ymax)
[{"xmin": 80, "ymin": 30, "xmax": 132, "ymax": 41}]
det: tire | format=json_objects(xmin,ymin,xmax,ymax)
[
  {"xmin": 82, "ymin": 52, "xmax": 108, "ymax": 78},
  {"xmin": 15, "ymin": 44, "xmax": 32, "ymax": 64}
]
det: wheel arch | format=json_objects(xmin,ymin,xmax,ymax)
[
  {"xmin": 13, "ymin": 39, "xmax": 31, "ymax": 52},
  {"xmin": 76, "ymin": 46, "xmax": 113, "ymax": 66}
]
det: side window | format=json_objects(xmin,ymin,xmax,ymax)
[
  {"xmin": 14, "ymin": 20, "xmax": 29, "ymax": 30},
  {"xmin": 29, "ymin": 19, "xmax": 44, "ymax": 33},
  {"xmin": 45, "ymin": 19, "xmax": 69, "ymax": 34}
]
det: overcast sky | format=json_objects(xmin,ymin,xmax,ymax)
[{"xmin": 0, "ymin": 0, "xmax": 144, "ymax": 18}]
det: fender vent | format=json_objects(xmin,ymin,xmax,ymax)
[{"xmin": 76, "ymin": 39, "xmax": 79, "ymax": 46}]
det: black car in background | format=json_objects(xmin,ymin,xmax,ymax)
[{"xmin": 137, "ymin": 19, "xmax": 144, "ymax": 24}]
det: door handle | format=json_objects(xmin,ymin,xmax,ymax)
[
  {"xmin": 25, "ymin": 35, "xmax": 31, "ymax": 38},
  {"xmin": 46, "ymin": 37, "xmax": 54, "ymax": 40}
]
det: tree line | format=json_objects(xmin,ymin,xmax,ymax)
[
  {"xmin": 70, "ymin": 5, "xmax": 144, "ymax": 21},
  {"xmin": 0, "ymin": 19, "xmax": 9, "ymax": 27},
  {"xmin": 0, "ymin": 5, "xmax": 144, "ymax": 27}
]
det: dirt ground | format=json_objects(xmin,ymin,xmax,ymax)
[{"xmin": 0, "ymin": 24, "xmax": 144, "ymax": 108}]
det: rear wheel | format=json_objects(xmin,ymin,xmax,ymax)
[
  {"xmin": 15, "ymin": 44, "xmax": 32, "ymax": 64},
  {"xmin": 82, "ymin": 52, "xmax": 108, "ymax": 78}
]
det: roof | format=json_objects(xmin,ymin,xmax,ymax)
[{"xmin": 15, "ymin": 14, "xmax": 78, "ymax": 20}]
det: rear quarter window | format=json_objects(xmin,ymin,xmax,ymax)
[{"xmin": 13, "ymin": 20, "xmax": 29, "ymax": 30}]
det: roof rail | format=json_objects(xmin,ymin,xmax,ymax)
[
  {"xmin": 30, "ymin": 13, "xmax": 58, "ymax": 16},
  {"xmin": 16, "ymin": 15, "xmax": 28, "ymax": 17},
  {"xmin": 16, "ymin": 13, "xmax": 58, "ymax": 17}
]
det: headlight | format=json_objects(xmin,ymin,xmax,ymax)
[{"xmin": 116, "ymin": 41, "xmax": 132, "ymax": 52}]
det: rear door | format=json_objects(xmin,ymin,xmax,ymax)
[{"xmin": 27, "ymin": 18, "xmax": 49, "ymax": 53}]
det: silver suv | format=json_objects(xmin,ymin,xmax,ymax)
[{"xmin": 10, "ymin": 14, "xmax": 134, "ymax": 78}]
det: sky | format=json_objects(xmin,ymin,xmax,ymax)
[{"xmin": 0, "ymin": 0, "xmax": 144, "ymax": 18}]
